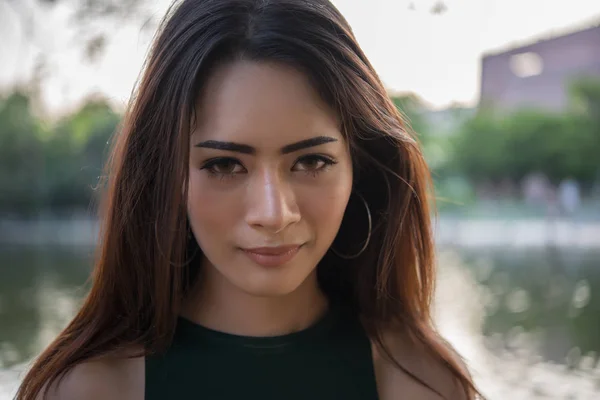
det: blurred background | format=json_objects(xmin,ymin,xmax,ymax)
[{"xmin": 1, "ymin": 0, "xmax": 599, "ymax": 398}]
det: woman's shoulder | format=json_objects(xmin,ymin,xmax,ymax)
[
  {"xmin": 40, "ymin": 350, "xmax": 145, "ymax": 400},
  {"xmin": 371, "ymin": 328, "xmax": 470, "ymax": 400}
]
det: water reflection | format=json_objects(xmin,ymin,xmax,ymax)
[
  {"xmin": 0, "ymin": 244, "xmax": 599, "ymax": 398},
  {"xmin": 455, "ymin": 246, "xmax": 600, "ymax": 365},
  {"xmin": 434, "ymin": 247, "xmax": 600, "ymax": 399},
  {"xmin": 0, "ymin": 245, "xmax": 91, "ymax": 369}
]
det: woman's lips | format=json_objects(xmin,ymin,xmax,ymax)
[{"xmin": 241, "ymin": 245, "xmax": 301, "ymax": 267}]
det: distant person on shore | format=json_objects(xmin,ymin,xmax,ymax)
[
  {"xmin": 522, "ymin": 172, "xmax": 551, "ymax": 207},
  {"xmin": 558, "ymin": 178, "xmax": 581, "ymax": 218}
]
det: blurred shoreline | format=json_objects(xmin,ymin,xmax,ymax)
[{"xmin": 1, "ymin": 214, "xmax": 600, "ymax": 248}]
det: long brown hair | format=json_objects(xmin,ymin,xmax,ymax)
[{"xmin": 17, "ymin": 0, "xmax": 480, "ymax": 398}]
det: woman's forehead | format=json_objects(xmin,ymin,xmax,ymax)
[{"xmin": 191, "ymin": 61, "xmax": 343, "ymax": 146}]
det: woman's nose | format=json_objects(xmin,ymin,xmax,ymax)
[{"xmin": 244, "ymin": 170, "xmax": 301, "ymax": 234}]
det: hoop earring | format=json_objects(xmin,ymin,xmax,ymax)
[{"xmin": 331, "ymin": 192, "xmax": 372, "ymax": 260}]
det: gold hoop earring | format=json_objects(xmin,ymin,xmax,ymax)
[{"xmin": 331, "ymin": 193, "xmax": 372, "ymax": 260}]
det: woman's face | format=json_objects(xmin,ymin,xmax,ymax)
[{"xmin": 188, "ymin": 61, "xmax": 353, "ymax": 298}]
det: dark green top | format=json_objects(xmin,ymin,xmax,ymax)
[{"xmin": 145, "ymin": 307, "xmax": 379, "ymax": 399}]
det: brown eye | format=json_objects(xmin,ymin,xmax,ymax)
[
  {"xmin": 201, "ymin": 157, "xmax": 246, "ymax": 176},
  {"xmin": 295, "ymin": 158, "xmax": 324, "ymax": 171},
  {"xmin": 292, "ymin": 154, "xmax": 337, "ymax": 173}
]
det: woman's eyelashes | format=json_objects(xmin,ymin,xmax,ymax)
[
  {"xmin": 291, "ymin": 154, "xmax": 338, "ymax": 175},
  {"xmin": 199, "ymin": 154, "xmax": 338, "ymax": 180},
  {"xmin": 201, "ymin": 157, "xmax": 245, "ymax": 179}
]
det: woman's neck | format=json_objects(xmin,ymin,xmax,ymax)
[{"xmin": 181, "ymin": 263, "xmax": 329, "ymax": 337}]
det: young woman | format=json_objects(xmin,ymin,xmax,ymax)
[{"xmin": 17, "ymin": 0, "xmax": 481, "ymax": 399}]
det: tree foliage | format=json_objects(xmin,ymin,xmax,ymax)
[
  {"xmin": 0, "ymin": 91, "xmax": 119, "ymax": 216},
  {"xmin": 0, "ymin": 92, "xmax": 46, "ymax": 214},
  {"xmin": 448, "ymin": 78, "xmax": 600, "ymax": 187}
]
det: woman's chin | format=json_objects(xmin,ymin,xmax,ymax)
[
  {"xmin": 228, "ymin": 268, "xmax": 318, "ymax": 299},
  {"xmin": 235, "ymin": 278, "xmax": 306, "ymax": 298}
]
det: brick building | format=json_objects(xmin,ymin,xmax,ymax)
[{"xmin": 479, "ymin": 24, "xmax": 600, "ymax": 111}]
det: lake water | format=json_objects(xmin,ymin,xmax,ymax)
[{"xmin": 1, "ymin": 243, "xmax": 599, "ymax": 399}]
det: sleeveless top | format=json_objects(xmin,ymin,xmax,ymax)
[{"xmin": 145, "ymin": 307, "xmax": 380, "ymax": 399}]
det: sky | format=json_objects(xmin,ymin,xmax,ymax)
[{"xmin": 1, "ymin": 0, "xmax": 600, "ymax": 115}]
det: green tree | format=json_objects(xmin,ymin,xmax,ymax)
[
  {"xmin": 0, "ymin": 91, "xmax": 119, "ymax": 216},
  {"xmin": 44, "ymin": 99, "xmax": 119, "ymax": 211},
  {"xmin": 391, "ymin": 93, "xmax": 447, "ymax": 170},
  {"xmin": 447, "ymin": 110, "xmax": 508, "ymax": 183},
  {"xmin": 569, "ymin": 76, "xmax": 600, "ymax": 121},
  {"xmin": 0, "ymin": 91, "xmax": 46, "ymax": 215},
  {"xmin": 448, "ymin": 78, "xmax": 600, "ymax": 188},
  {"xmin": 391, "ymin": 94, "xmax": 430, "ymax": 142}
]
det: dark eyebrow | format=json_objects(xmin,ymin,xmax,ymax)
[
  {"xmin": 280, "ymin": 136, "xmax": 338, "ymax": 154},
  {"xmin": 194, "ymin": 140, "xmax": 255, "ymax": 154},
  {"xmin": 194, "ymin": 136, "xmax": 338, "ymax": 155}
]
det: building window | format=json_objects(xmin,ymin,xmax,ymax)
[{"xmin": 510, "ymin": 52, "xmax": 544, "ymax": 78}]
